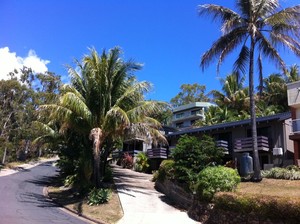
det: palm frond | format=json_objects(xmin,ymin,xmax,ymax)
[
  {"xmin": 126, "ymin": 101, "xmax": 165, "ymax": 123},
  {"xmin": 102, "ymin": 106, "xmax": 130, "ymax": 135},
  {"xmin": 32, "ymin": 121, "xmax": 56, "ymax": 136},
  {"xmin": 142, "ymin": 116, "xmax": 162, "ymax": 129},
  {"xmin": 60, "ymin": 92, "xmax": 92, "ymax": 122},
  {"xmin": 60, "ymin": 84, "xmax": 86, "ymax": 103},
  {"xmin": 271, "ymin": 32, "xmax": 300, "ymax": 57},
  {"xmin": 38, "ymin": 104, "xmax": 73, "ymax": 122},
  {"xmin": 257, "ymin": 33, "xmax": 286, "ymax": 72},
  {"xmin": 115, "ymin": 81, "xmax": 152, "ymax": 108},
  {"xmin": 265, "ymin": 5, "xmax": 300, "ymax": 26},
  {"xmin": 233, "ymin": 45, "xmax": 250, "ymax": 74},
  {"xmin": 198, "ymin": 4, "xmax": 240, "ymax": 26},
  {"xmin": 201, "ymin": 29, "xmax": 247, "ymax": 72}
]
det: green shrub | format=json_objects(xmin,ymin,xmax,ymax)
[
  {"xmin": 153, "ymin": 159, "xmax": 175, "ymax": 182},
  {"xmin": 171, "ymin": 135, "xmax": 224, "ymax": 183},
  {"xmin": 262, "ymin": 167, "xmax": 300, "ymax": 180},
  {"xmin": 196, "ymin": 166, "xmax": 240, "ymax": 201},
  {"xmin": 87, "ymin": 188, "xmax": 112, "ymax": 205},
  {"xmin": 134, "ymin": 152, "xmax": 149, "ymax": 173}
]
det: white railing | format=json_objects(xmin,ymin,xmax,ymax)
[{"xmin": 216, "ymin": 140, "xmax": 229, "ymax": 154}]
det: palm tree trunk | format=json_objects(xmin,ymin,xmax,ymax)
[
  {"xmin": 2, "ymin": 147, "xmax": 7, "ymax": 164},
  {"xmin": 249, "ymin": 38, "xmax": 262, "ymax": 182},
  {"xmin": 89, "ymin": 128, "xmax": 103, "ymax": 188},
  {"xmin": 100, "ymin": 138, "xmax": 114, "ymax": 179}
]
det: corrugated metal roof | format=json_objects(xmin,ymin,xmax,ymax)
[{"xmin": 167, "ymin": 112, "xmax": 291, "ymax": 137}]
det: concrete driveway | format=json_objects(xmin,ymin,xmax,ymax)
[{"xmin": 112, "ymin": 165, "xmax": 199, "ymax": 224}]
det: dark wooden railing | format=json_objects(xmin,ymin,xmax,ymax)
[
  {"xmin": 112, "ymin": 150, "xmax": 141, "ymax": 159},
  {"xmin": 234, "ymin": 136, "xmax": 269, "ymax": 152}
]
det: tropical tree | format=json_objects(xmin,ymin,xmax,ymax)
[
  {"xmin": 38, "ymin": 47, "xmax": 167, "ymax": 187},
  {"xmin": 211, "ymin": 72, "xmax": 249, "ymax": 114},
  {"xmin": 285, "ymin": 64, "xmax": 300, "ymax": 83},
  {"xmin": 262, "ymin": 73, "xmax": 287, "ymax": 111},
  {"xmin": 199, "ymin": 0, "xmax": 300, "ymax": 181},
  {"xmin": 170, "ymin": 83, "xmax": 210, "ymax": 107}
]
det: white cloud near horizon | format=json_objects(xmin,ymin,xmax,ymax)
[{"xmin": 0, "ymin": 47, "xmax": 50, "ymax": 80}]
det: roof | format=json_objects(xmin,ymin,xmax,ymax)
[{"xmin": 167, "ymin": 112, "xmax": 291, "ymax": 137}]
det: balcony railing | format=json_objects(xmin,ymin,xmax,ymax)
[
  {"xmin": 234, "ymin": 136, "xmax": 269, "ymax": 152},
  {"xmin": 291, "ymin": 119, "xmax": 300, "ymax": 134},
  {"xmin": 172, "ymin": 112, "xmax": 204, "ymax": 122},
  {"xmin": 216, "ymin": 140, "xmax": 229, "ymax": 154},
  {"xmin": 147, "ymin": 148, "xmax": 168, "ymax": 159},
  {"xmin": 112, "ymin": 149, "xmax": 142, "ymax": 159}
]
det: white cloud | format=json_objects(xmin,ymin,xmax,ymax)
[{"xmin": 0, "ymin": 47, "xmax": 50, "ymax": 80}]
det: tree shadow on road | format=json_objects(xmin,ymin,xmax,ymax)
[{"xmin": 17, "ymin": 191, "xmax": 60, "ymax": 208}]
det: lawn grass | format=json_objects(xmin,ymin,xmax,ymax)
[
  {"xmin": 209, "ymin": 179, "xmax": 300, "ymax": 223},
  {"xmin": 236, "ymin": 178, "xmax": 300, "ymax": 199},
  {"xmin": 47, "ymin": 183, "xmax": 123, "ymax": 224}
]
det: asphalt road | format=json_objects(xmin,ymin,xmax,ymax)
[{"xmin": 0, "ymin": 161, "xmax": 90, "ymax": 224}]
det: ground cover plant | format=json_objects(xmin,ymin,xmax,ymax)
[
  {"xmin": 262, "ymin": 165, "xmax": 300, "ymax": 180},
  {"xmin": 87, "ymin": 188, "xmax": 112, "ymax": 205}
]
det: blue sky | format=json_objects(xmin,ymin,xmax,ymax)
[{"xmin": 0, "ymin": 0, "xmax": 299, "ymax": 102}]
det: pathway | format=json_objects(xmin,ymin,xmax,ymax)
[{"xmin": 112, "ymin": 164, "xmax": 199, "ymax": 224}]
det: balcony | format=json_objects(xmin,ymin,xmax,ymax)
[
  {"xmin": 147, "ymin": 148, "xmax": 168, "ymax": 159},
  {"xmin": 234, "ymin": 136, "xmax": 269, "ymax": 152},
  {"xmin": 112, "ymin": 149, "xmax": 141, "ymax": 159},
  {"xmin": 291, "ymin": 119, "xmax": 300, "ymax": 134},
  {"xmin": 172, "ymin": 112, "xmax": 204, "ymax": 122},
  {"xmin": 216, "ymin": 140, "xmax": 229, "ymax": 154},
  {"xmin": 287, "ymin": 81, "xmax": 300, "ymax": 107}
]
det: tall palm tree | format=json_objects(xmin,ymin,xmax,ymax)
[
  {"xmin": 39, "ymin": 47, "xmax": 166, "ymax": 187},
  {"xmin": 199, "ymin": 0, "xmax": 300, "ymax": 181}
]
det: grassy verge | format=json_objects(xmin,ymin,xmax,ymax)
[
  {"xmin": 4, "ymin": 156, "xmax": 54, "ymax": 169},
  {"xmin": 47, "ymin": 180, "xmax": 123, "ymax": 224},
  {"xmin": 236, "ymin": 178, "xmax": 300, "ymax": 198},
  {"xmin": 210, "ymin": 179, "xmax": 300, "ymax": 223}
]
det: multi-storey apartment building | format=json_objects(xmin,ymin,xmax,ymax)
[
  {"xmin": 171, "ymin": 102, "xmax": 215, "ymax": 128},
  {"xmin": 287, "ymin": 81, "xmax": 300, "ymax": 166}
]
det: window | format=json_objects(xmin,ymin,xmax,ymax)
[
  {"xmin": 176, "ymin": 122, "xmax": 184, "ymax": 128},
  {"xmin": 175, "ymin": 113, "xmax": 184, "ymax": 119},
  {"xmin": 191, "ymin": 109, "xmax": 200, "ymax": 115}
]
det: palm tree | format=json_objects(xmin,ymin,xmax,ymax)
[
  {"xmin": 39, "ymin": 47, "xmax": 167, "ymax": 187},
  {"xmin": 262, "ymin": 73, "xmax": 287, "ymax": 111},
  {"xmin": 285, "ymin": 64, "xmax": 300, "ymax": 83},
  {"xmin": 211, "ymin": 72, "xmax": 249, "ymax": 113},
  {"xmin": 199, "ymin": 0, "xmax": 300, "ymax": 181}
]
